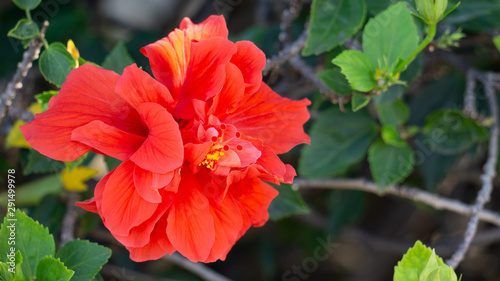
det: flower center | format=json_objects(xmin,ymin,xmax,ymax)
[{"xmin": 198, "ymin": 141, "xmax": 226, "ymax": 170}]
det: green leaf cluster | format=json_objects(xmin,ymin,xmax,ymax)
[
  {"xmin": 394, "ymin": 241, "xmax": 459, "ymax": 281},
  {"xmin": 299, "ymin": 108, "xmax": 378, "ymax": 178},
  {"xmin": 333, "ymin": 2, "xmax": 419, "ymax": 96},
  {"xmin": 0, "ymin": 210, "xmax": 111, "ymax": 281}
]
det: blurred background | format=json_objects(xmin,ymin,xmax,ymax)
[{"xmin": 2, "ymin": 0, "xmax": 500, "ymax": 280}]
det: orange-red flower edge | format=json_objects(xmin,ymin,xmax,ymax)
[{"xmin": 20, "ymin": 15, "xmax": 310, "ymax": 263}]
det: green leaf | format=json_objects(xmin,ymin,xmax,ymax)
[
  {"xmin": 102, "ymin": 42, "xmax": 135, "ymax": 74},
  {"xmin": 35, "ymin": 257, "xmax": 74, "ymax": 281},
  {"xmin": 368, "ymin": 140, "xmax": 414, "ymax": 189},
  {"xmin": 381, "ymin": 126, "xmax": 406, "ymax": 147},
  {"xmin": 303, "ymin": 0, "xmax": 367, "ymax": 56},
  {"xmin": 394, "ymin": 241, "xmax": 446, "ymax": 281},
  {"xmin": 12, "ymin": 0, "xmax": 41, "ymax": 10},
  {"xmin": 0, "ymin": 210, "xmax": 55, "ymax": 279},
  {"xmin": 377, "ymin": 100, "xmax": 410, "ymax": 126},
  {"xmin": 423, "ymin": 110, "xmax": 489, "ymax": 155},
  {"xmin": 8, "ymin": 19, "xmax": 39, "ymax": 40},
  {"xmin": 35, "ymin": 91, "xmax": 58, "ymax": 112},
  {"xmin": 56, "ymin": 240, "xmax": 111, "ymax": 281},
  {"xmin": 104, "ymin": 156, "xmax": 122, "ymax": 172},
  {"xmin": 332, "ymin": 50, "xmax": 376, "ymax": 92},
  {"xmin": 317, "ymin": 68, "xmax": 353, "ymax": 95},
  {"xmin": 0, "ymin": 251, "xmax": 22, "ymax": 281},
  {"xmin": 415, "ymin": 134, "xmax": 460, "ymax": 191},
  {"xmin": 327, "ymin": 190, "xmax": 366, "ymax": 236},
  {"xmin": 494, "ymin": 35, "xmax": 500, "ymax": 53},
  {"xmin": 0, "ymin": 262, "xmax": 14, "ymax": 281},
  {"xmin": 23, "ymin": 149, "xmax": 65, "ymax": 175},
  {"xmin": 419, "ymin": 251, "xmax": 458, "ymax": 281},
  {"xmin": 352, "ymin": 93, "xmax": 371, "ymax": 112},
  {"xmin": 373, "ymin": 85, "xmax": 404, "ymax": 105},
  {"xmin": 362, "ymin": 2, "xmax": 419, "ymax": 72},
  {"xmin": 39, "ymin": 42, "xmax": 76, "ymax": 87},
  {"xmin": 268, "ymin": 184, "xmax": 309, "ymax": 220},
  {"xmin": 0, "ymin": 174, "xmax": 62, "ymax": 207},
  {"xmin": 299, "ymin": 108, "xmax": 378, "ymax": 178}
]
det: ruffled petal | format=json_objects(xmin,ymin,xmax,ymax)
[
  {"xmin": 166, "ymin": 168, "xmax": 215, "ymax": 262},
  {"xmin": 209, "ymin": 63, "xmax": 245, "ymax": 116},
  {"xmin": 219, "ymin": 82, "xmax": 311, "ymax": 154},
  {"xmin": 71, "ymin": 120, "xmax": 146, "ymax": 161},
  {"xmin": 114, "ymin": 191, "xmax": 175, "ymax": 248},
  {"xmin": 230, "ymin": 41, "xmax": 266, "ymax": 95},
  {"xmin": 179, "ymin": 15, "xmax": 228, "ymax": 40},
  {"xmin": 205, "ymin": 195, "xmax": 243, "ymax": 262},
  {"xmin": 20, "ymin": 64, "xmax": 146, "ymax": 161},
  {"xmin": 101, "ymin": 161, "xmax": 160, "ymax": 236},
  {"xmin": 127, "ymin": 214, "xmax": 175, "ymax": 262},
  {"xmin": 229, "ymin": 178, "xmax": 278, "ymax": 227},
  {"xmin": 115, "ymin": 64, "xmax": 175, "ymax": 112},
  {"xmin": 174, "ymin": 37, "xmax": 237, "ymax": 119},
  {"xmin": 141, "ymin": 29, "xmax": 188, "ymax": 98},
  {"xmin": 130, "ymin": 103, "xmax": 184, "ymax": 174},
  {"xmin": 133, "ymin": 165, "xmax": 175, "ymax": 203}
]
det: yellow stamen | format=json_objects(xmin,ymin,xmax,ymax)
[{"xmin": 199, "ymin": 143, "xmax": 224, "ymax": 170}]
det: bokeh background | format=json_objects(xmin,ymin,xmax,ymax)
[{"xmin": 2, "ymin": 0, "xmax": 500, "ymax": 280}]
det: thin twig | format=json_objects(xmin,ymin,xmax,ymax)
[
  {"xmin": 162, "ymin": 253, "xmax": 234, "ymax": 281},
  {"xmin": 0, "ymin": 21, "xmax": 48, "ymax": 124},
  {"xmin": 463, "ymin": 69, "xmax": 478, "ymax": 119},
  {"xmin": 292, "ymin": 178, "xmax": 500, "ymax": 227},
  {"xmin": 263, "ymin": 28, "xmax": 308, "ymax": 75},
  {"xmin": 446, "ymin": 72, "xmax": 499, "ymax": 268},
  {"xmin": 289, "ymin": 56, "xmax": 350, "ymax": 104},
  {"xmin": 8, "ymin": 107, "xmax": 34, "ymax": 122},
  {"xmin": 279, "ymin": 0, "xmax": 302, "ymax": 44},
  {"xmin": 60, "ymin": 191, "xmax": 80, "ymax": 246}
]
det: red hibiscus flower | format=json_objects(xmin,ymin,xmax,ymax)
[{"xmin": 20, "ymin": 15, "xmax": 310, "ymax": 263}]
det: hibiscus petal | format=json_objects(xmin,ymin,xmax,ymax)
[
  {"xmin": 71, "ymin": 120, "xmax": 146, "ymax": 161},
  {"xmin": 75, "ymin": 198, "xmax": 98, "ymax": 213},
  {"xmin": 101, "ymin": 161, "xmax": 160, "ymax": 236},
  {"xmin": 115, "ymin": 64, "xmax": 175, "ymax": 112},
  {"xmin": 130, "ymin": 102, "xmax": 184, "ymax": 174},
  {"xmin": 179, "ymin": 15, "xmax": 228, "ymax": 40},
  {"xmin": 220, "ymin": 82, "xmax": 311, "ymax": 154},
  {"xmin": 133, "ymin": 165, "xmax": 175, "ymax": 203},
  {"xmin": 140, "ymin": 29, "xmax": 188, "ymax": 98},
  {"xmin": 174, "ymin": 37, "xmax": 237, "ymax": 119},
  {"xmin": 20, "ymin": 64, "xmax": 146, "ymax": 161},
  {"xmin": 167, "ymin": 168, "xmax": 215, "ymax": 262},
  {"xmin": 127, "ymin": 214, "xmax": 175, "ymax": 262},
  {"xmin": 209, "ymin": 63, "xmax": 245, "ymax": 116},
  {"xmin": 114, "ymin": 192, "xmax": 175, "ymax": 248},
  {"xmin": 229, "ymin": 178, "xmax": 278, "ymax": 227},
  {"xmin": 205, "ymin": 195, "xmax": 243, "ymax": 262},
  {"xmin": 230, "ymin": 41, "xmax": 266, "ymax": 95}
]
